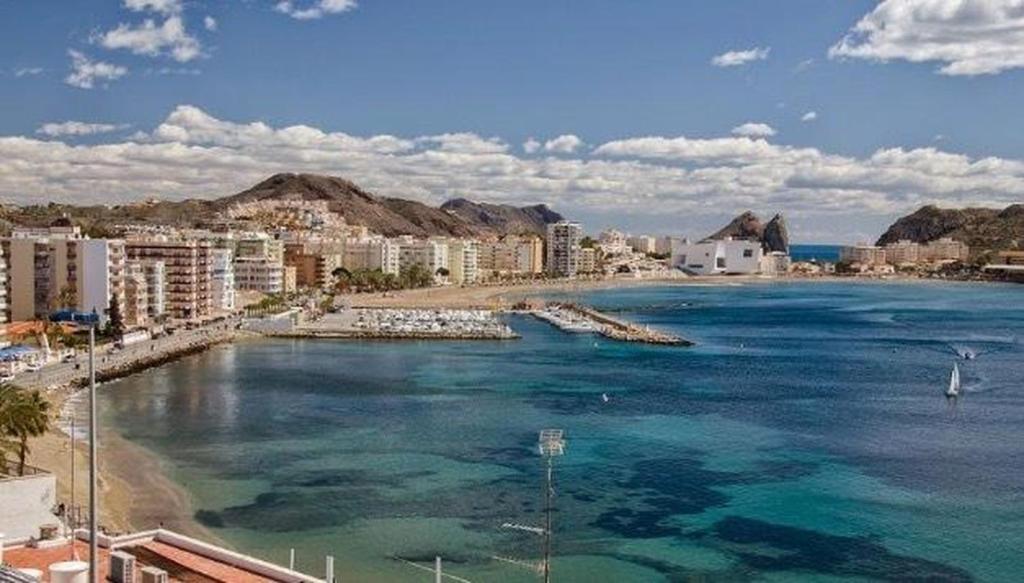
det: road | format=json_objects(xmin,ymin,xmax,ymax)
[{"xmin": 16, "ymin": 317, "xmax": 241, "ymax": 391}]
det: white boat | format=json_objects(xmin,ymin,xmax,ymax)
[{"xmin": 946, "ymin": 363, "xmax": 961, "ymax": 400}]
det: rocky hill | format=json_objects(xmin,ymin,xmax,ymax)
[
  {"xmin": 876, "ymin": 204, "xmax": 1024, "ymax": 259},
  {"xmin": 705, "ymin": 211, "xmax": 789, "ymax": 253},
  {"xmin": 0, "ymin": 173, "xmax": 563, "ymax": 239}
]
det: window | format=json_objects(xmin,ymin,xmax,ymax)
[
  {"xmin": 716, "ymin": 257, "xmax": 726, "ymax": 268},
  {"xmin": 743, "ymin": 249, "xmax": 753, "ymax": 258}
]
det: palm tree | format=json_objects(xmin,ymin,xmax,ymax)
[{"xmin": 0, "ymin": 384, "xmax": 52, "ymax": 475}]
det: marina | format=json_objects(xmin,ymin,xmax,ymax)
[{"xmin": 283, "ymin": 308, "xmax": 519, "ymax": 340}]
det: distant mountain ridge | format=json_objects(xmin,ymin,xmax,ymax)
[
  {"xmin": 704, "ymin": 211, "xmax": 790, "ymax": 253},
  {"xmin": 0, "ymin": 173, "xmax": 564, "ymax": 239},
  {"xmin": 876, "ymin": 204, "xmax": 1024, "ymax": 259}
]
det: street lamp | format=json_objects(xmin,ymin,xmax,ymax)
[{"xmin": 537, "ymin": 429, "xmax": 565, "ymax": 583}]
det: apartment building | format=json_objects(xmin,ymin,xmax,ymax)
[
  {"xmin": 343, "ymin": 237, "xmax": 401, "ymax": 275},
  {"xmin": 579, "ymin": 247, "xmax": 597, "ymax": 274},
  {"xmin": 840, "ymin": 244, "xmax": 887, "ymax": 266},
  {"xmin": 447, "ymin": 239, "xmax": 479, "ymax": 285},
  {"xmin": 0, "ymin": 245, "xmax": 7, "ymax": 331},
  {"xmin": 597, "ymin": 229, "xmax": 629, "ymax": 256},
  {"xmin": 138, "ymin": 260, "xmax": 166, "ymax": 321},
  {"xmin": 884, "ymin": 240, "xmax": 921, "ymax": 264},
  {"xmin": 627, "ymin": 235, "xmax": 657, "ymax": 254},
  {"xmin": 123, "ymin": 261, "xmax": 150, "ymax": 327},
  {"xmin": 126, "ymin": 238, "xmax": 213, "ymax": 320},
  {"xmin": 546, "ymin": 221, "xmax": 582, "ymax": 278},
  {"xmin": 655, "ymin": 236, "xmax": 679, "ymax": 256},
  {"xmin": 922, "ymin": 238, "xmax": 970, "ymax": 262},
  {"xmin": 2, "ymin": 225, "xmax": 125, "ymax": 323},
  {"xmin": 211, "ymin": 248, "xmax": 236, "ymax": 311},
  {"xmin": 234, "ymin": 257, "xmax": 285, "ymax": 294},
  {"xmin": 398, "ymin": 238, "xmax": 449, "ymax": 275}
]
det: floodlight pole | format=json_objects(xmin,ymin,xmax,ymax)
[{"xmin": 88, "ymin": 324, "xmax": 98, "ymax": 583}]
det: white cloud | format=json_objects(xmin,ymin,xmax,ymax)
[
  {"xmin": 204, "ymin": 15, "xmax": 218, "ymax": 31},
  {"xmin": 711, "ymin": 47, "xmax": 770, "ymax": 67},
  {"xmin": 274, "ymin": 0, "xmax": 357, "ymax": 20},
  {"xmin": 37, "ymin": 121, "xmax": 131, "ymax": 137},
  {"xmin": 96, "ymin": 16, "xmax": 202, "ymax": 62},
  {"xmin": 124, "ymin": 0, "xmax": 182, "ymax": 14},
  {"xmin": 65, "ymin": 50, "xmax": 128, "ymax": 89},
  {"xmin": 794, "ymin": 58, "xmax": 815, "ymax": 73},
  {"xmin": 830, "ymin": 0, "xmax": 1024, "ymax": 76},
  {"xmin": 3, "ymin": 105, "xmax": 1024, "ymax": 242},
  {"xmin": 523, "ymin": 138, "xmax": 541, "ymax": 154},
  {"xmin": 14, "ymin": 67, "xmax": 44, "ymax": 77},
  {"xmin": 801, "ymin": 111, "xmax": 818, "ymax": 122},
  {"xmin": 731, "ymin": 123, "xmax": 776, "ymax": 138},
  {"xmin": 544, "ymin": 134, "xmax": 583, "ymax": 154}
]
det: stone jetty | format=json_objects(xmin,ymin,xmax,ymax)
[{"xmin": 533, "ymin": 303, "xmax": 693, "ymax": 346}]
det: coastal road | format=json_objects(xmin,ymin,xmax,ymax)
[{"xmin": 16, "ymin": 318, "xmax": 241, "ymax": 392}]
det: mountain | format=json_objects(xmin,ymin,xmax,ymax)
[
  {"xmin": 440, "ymin": 198, "xmax": 562, "ymax": 237},
  {"xmin": 0, "ymin": 173, "xmax": 563, "ymax": 239},
  {"xmin": 704, "ymin": 211, "xmax": 789, "ymax": 253},
  {"xmin": 876, "ymin": 204, "xmax": 1024, "ymax": 259}
]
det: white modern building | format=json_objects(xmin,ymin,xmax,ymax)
[
  {"xmin": 546, "ymin": 221, "xmax": 582, "ymax": 277},
  {"xmin": 211, "ymin": 248, "xmax": 236, "ymax": 311},
  {"xmin": 671, "ymin": 238, "xmax": 763, "ymax": 275}
]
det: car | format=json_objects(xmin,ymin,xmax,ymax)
[
  {"xmin": 0, "ymin": 373, "xmax": 15, "ymax": 383},
  {"xmin": 25, "ymin": 362, "xmax": 43, "ymax": 372},
  {"xmin": 62, "ymin": 353, "xmax": 77, "ymax": 363}
]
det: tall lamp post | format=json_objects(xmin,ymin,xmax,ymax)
[
  {"xmin": 87, "ymin": 321, "xmax": 98, "ymax": 583},
  {"xmin": 537, "ymin": 429, "xmax": 565, "ymax": 583}
]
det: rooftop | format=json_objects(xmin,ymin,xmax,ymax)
[{"xmin": 3, "ymin": 530, "xmax": 323, "ymax": 583}]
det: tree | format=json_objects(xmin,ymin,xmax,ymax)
[
  {"xmin": 52, "ymin": 284, "xmax": 77, "ymax": 312},
  {"xmin": 435, "ymin": 267, "xmax": 450, "ymax": 278},
  {"xmin": 0, "ymin": 385, "xmax": 52, "ymax": 475},
  {"xmin": 580, "ymin": 236, "xmax": 597, "ymax": 249},
  {"xmin": 105, "ymin": 294, "xmax": 126, "ymax": 339}
]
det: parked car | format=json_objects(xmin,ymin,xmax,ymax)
[{"xmin": 0, "ymin": 372, "xmax": 15, "ymax": 383}]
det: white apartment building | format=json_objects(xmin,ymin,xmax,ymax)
[
  {"xmin": 234, "ymin": 256, "xmax": 285, "ymax": 294},
  {"xmin": 398, "ymin": 238, "xmax": 450, "ymax": 276},
  {"xmin": 211, "ymin": 248, "xmax": 236, "ymax": 311},
  {"xmin": 597, "ymin": 229, "xmax": 629, "ymax": 256},
  {"xmin": 78, "ymin": 238, "xmax": 127, "ymax": 318},
  {"xmin": 546, "ymin": 221, "xmax": 582, "ymax": 278},
  {"xmin": 671, "ymin": 238, "xmax": 763, "ymax": 275},
  {"xmin": 448, "ymin": 239, "xmax": 479, "ymax": 285}
]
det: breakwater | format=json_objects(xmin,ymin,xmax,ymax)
[{"xmin": 533, "ymin": 303, "xmax": 692, "ymax": 346}]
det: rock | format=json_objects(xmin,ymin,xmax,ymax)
[{"xmin": 762, "ymin": 214, "xmax": 789, "ymax": 253}]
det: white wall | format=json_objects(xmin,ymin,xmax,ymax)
[
  {"xmin": 78, "ymin": 240, "xmax": 111, "ymax": 318},
  {"xmin": 0, "ymin": 473, "xmax": 57, "ymax": 541}
]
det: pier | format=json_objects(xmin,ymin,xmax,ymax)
[{"xmin": 532, "ymin": 303, "xmax": 693, "ymax": 346}]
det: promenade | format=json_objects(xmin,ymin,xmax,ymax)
[{"xmin": 16, "ymin": 317, "xmax": 241, "ymax": 392}]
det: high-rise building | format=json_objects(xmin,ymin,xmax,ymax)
[
  {"xmin": 126, "ymin": 238, "xmax": 213, "ymax": 320},
  {"xmin": 546, "ymin": 221, "xmax": 582, "ymax": 278},
  {"xmin": 448, "ymin": 239, "xmax": 479, "ymax": 285},
  {"xmin": 234, "ymin": 257, "xmax": 285, "ymax": 294},
  {"xmin": 579, "ymin": 247, "xmax": 597, "ymax": 274},
  {"xmin": 0, "ymin": 244, "xmax": 8, "ymax": 333},
  {"xmin": 211, "ymin": 248, "xmax": 236, "ymax": 311},
  {"xmin": 138, "ymin": 260, "xmax": 166, "ymax": 322}
]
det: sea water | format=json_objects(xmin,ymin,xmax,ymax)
[{"xmin": 99, "ymin": 281, "xmax": 1024, "ymax": 582}]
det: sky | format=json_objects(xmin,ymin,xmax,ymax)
[{"xmin": 2, "ymin": 0, "xmax": 1024, "ymax": 243}]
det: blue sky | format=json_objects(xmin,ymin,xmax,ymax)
[{"xmin": 2, "ymin": 0, "xmax": 1024, "ymax": 242}]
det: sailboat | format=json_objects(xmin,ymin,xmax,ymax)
[{"xmin": 945, "ymin": 363, "xmax": 961, "ymax": 401}]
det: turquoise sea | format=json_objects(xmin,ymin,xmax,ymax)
[{"xmin": 99, "ymin": 282, "xmax": 1024, "ymax": 582}]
